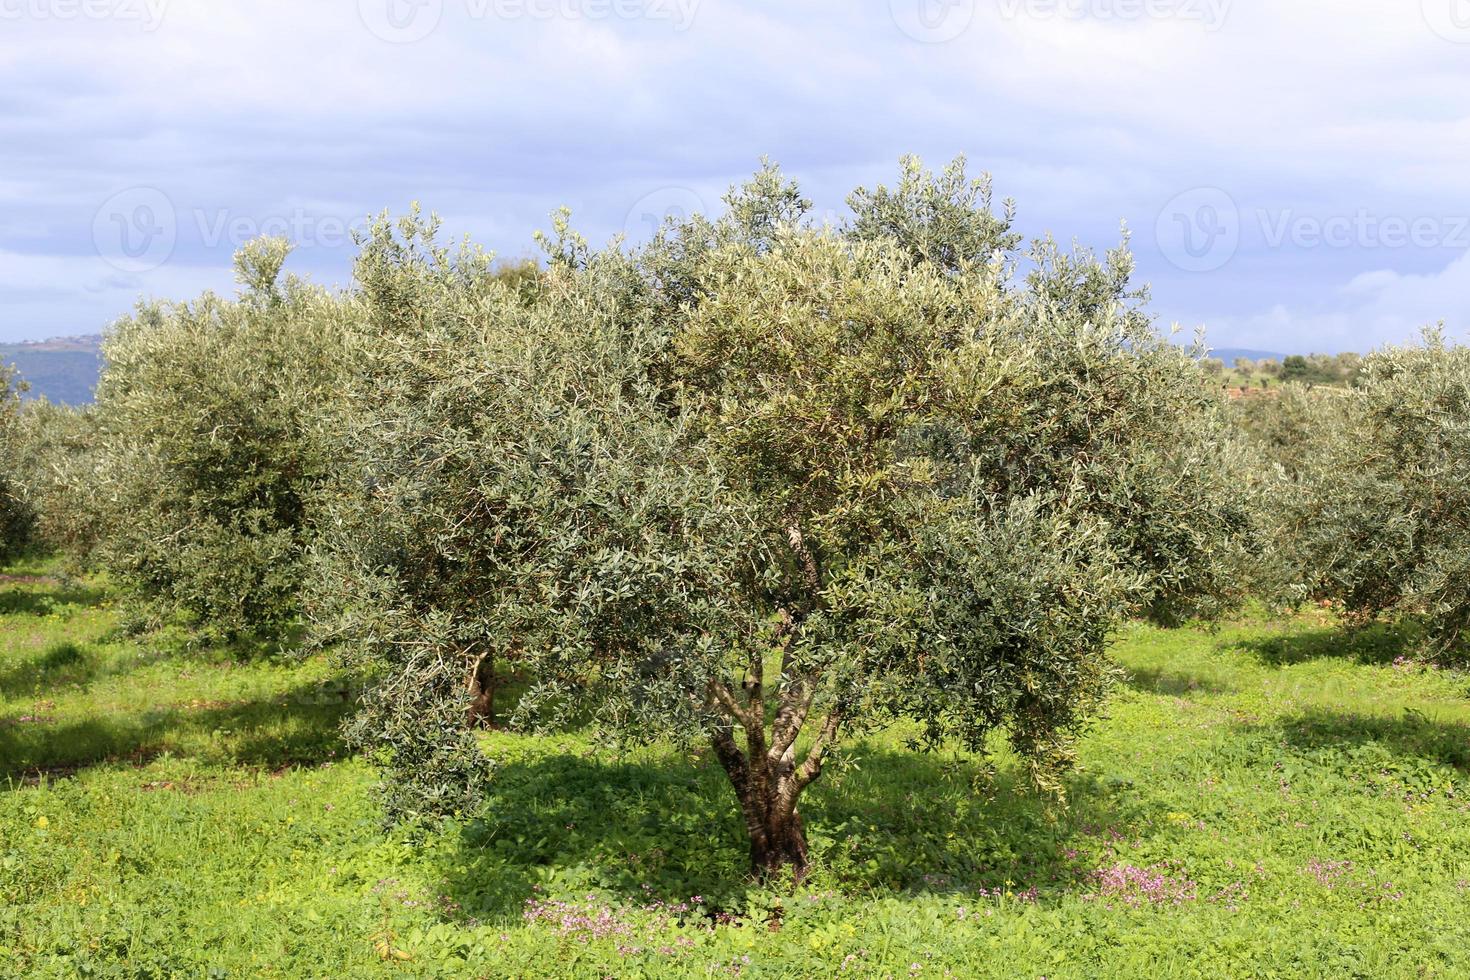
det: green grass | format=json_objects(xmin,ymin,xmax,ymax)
[{"xmin": 2, "ymin": 562, "xmax": 1469, "ymax": 977}]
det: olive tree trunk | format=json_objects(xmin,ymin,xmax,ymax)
[
  {"xmin": 465, "ymin": 651, "xmax": 496, "ymax": 727},
  {"xmin": 708, "ymin": 674, "xmax": 840, "ymax": 879}
]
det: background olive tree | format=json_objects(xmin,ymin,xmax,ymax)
[
  {"xmin": 0, "ymin": 364, "xmax": 34, "ymax": 561},
  {"xmin": 92, "ymin": 238, "xmax": 350, "ymax": 639},
  {"xmin": 10, "ymin": 400, "xmax": 104, "ymax": 563},
  {"xmin": 315, "ymin": 162, "xmax": 1257, "ymax": 878},
  {"xmin": 1267, "ymin": 330, "xmax": 1470, "ymax": 661}
]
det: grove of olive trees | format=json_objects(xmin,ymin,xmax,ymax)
[
  {"xmin": 9, "ymin": 400, "xmax": 103, "ymax": 562},
  {"xmin": 0, "ymin": 364, "xmax": 34, "ymax": 562},
  {"xmin": 16, "ymin": 159, "xmax": 1464, "ymax": 886},
  {"xmin": 88, "ymin": 238, "xmax": 352, "ymax": 638}
]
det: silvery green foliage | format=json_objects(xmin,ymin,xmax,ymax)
[
  {"xmin": 1233, "ymin": 382, "xmax": 1347, "ymax": 479},
  {"xmin": 93, "ymin": 239, "xmax": 349, "ymax": 638},
  {"xmin": 317, "ymin": 165, "xmax": 1254, "ymax": 866},
  {"xmin": 845, "ymin": 155, "xmax": 1021, "ymax": 274},
  {"xmin": 312, "ymin": 209, "xmax": 762, "ymax": 817},
  {"xmin": 0, "ymin": 365, "xmax": 34, "ymax": 560},
  {"xmin": 1275, "ymin": 330, "xmax": 1470, "ymax": 659},
  {"xmin": 1228, "ymin": 382, "xmax": 1348, "ymax": 601},
  {"xmin": 12, "ymin": 400, "xmax": 104, "ymax": 562}
]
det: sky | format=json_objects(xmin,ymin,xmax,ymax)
[{"xmin": 3, "ymin": 0, "xmax": 1470, "ymax": 353}]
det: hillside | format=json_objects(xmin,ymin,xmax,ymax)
[
  {"xmin": 1209, "ymin": 347, "xmax": 1288, "ymax": 363},
  {"xmin": 0, "ymin": 335, "xmax": 103, "ymax": 405}
]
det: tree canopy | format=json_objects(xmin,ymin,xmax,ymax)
[
  {"xmin": 92, "ymin": 239, "xmax": 350, "ymax": 638},
  {"xmin": 1269, "ymin": 330, "xmax": 1470, "ymax": 661},
  {"xmin": 0, "ymin": 364, "xmax": 33, "ymax": 562},
  {"xmin": 314, "ymin": 161, "xmax": 1257, "ymax": 875}
]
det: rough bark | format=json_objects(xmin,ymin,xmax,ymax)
[
  {"xmin": 750, "ymin": 802, "xmax": 810, "ymax": 876},
  {"xmin": 465, "ymin": 650, "xmax": 496, "ymax": 727},
  {"xmin": 709, "ymin": 674, "xmax": 838, "ymax": 880},
  {"xmin": 707, "ymin": 524, "xmax": 834, "ymax": 878}
]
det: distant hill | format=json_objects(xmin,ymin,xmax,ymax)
[
  {"xmin": 1204, "ymin": 348, "xmax": 1287, "ymax": 363},
  {"xmin": 1, "ymin": 335, "xmax": 103, "ymax": 405}
]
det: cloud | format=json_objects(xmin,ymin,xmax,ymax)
[
  {"xmin": 1201, "ymin": 250, "xmax": 1470, "ymax": 353},
  {"xmin": 3, "ymin": 0, "xmax": 1470, "ymax": 349}
]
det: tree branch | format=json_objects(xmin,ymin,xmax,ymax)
[
  {"xmin": 709, "ymin": 722, "xmax": 748, "ymax": 785},
  {"xmin": 709, "ymin": 680, "xmax": 755, "ymax": 731},
  {"xmin": 786, "ymin": 524, "xmax": 821, "ymax": 597},
  {"xmin": 744, "ymin": 646, "xmax": 765, "ymax": 717},
  {"xmin": 794, "ymin": 710, "xmax": 841, "ymax": 790},
  {"xmin": 768, "ymin": 676, "xmax": 816, "ymax": 763}
]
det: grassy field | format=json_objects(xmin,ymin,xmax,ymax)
[{"xmin": 2, "ymin": 560, "xmax": 1469, "ymax": 978}]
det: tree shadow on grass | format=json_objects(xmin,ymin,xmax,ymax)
[
  {"xmin": 1261, "ymin": 707, "xmax": 1470, "ymax": 772},
  {"xmin": 3, "ymin": 571, "xmax": 319, "ymax": 707},
  {"xmin": 436, "ymin": 743, "xmax": 1151, "ymax": 927},
  {"xmin": 0, "ymin": 640, "xmax": 112, "ymax": 699},
  {"xmin": 1124, "ymin": 665, "xmax": 1236, "ymax": 696},
  {"xmin": 440, "ymin": 751, "xmax": 748, "ymax": 925},
  {"xmin": 0, "ymin": 628, "xmax": 302, "ymax": 701},
  {"xmin": 1239, "ymin": 620, "xmax": 1418, "ymax": 668},
  {"xmin": 0, "ymin": 581, "xmax": 107, "ymax": 617},
  {"xmin": 0, "ymin": 677, "xmax": 354, "ymax": 783},
  {"xmin": 0, "ymin": 575, "xmax": 151, "ymax": 697}
]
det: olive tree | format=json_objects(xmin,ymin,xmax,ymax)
[
  {"xmin": 1272, "ymin": 330, "xmax": 1470, "ymax": 659},
  {"xmin": 1233, "ymin": 381, "xmax": 1344, "ymax": 477},
  {"xmin": 317, "ymin": 165, "xmax": 1255, "ymax": 876},
  {"xmin": 93, "ymin": 239, "xmax": 349, "ymax": 638},
  {"xmin": 11, "ymin": 400, "xmax": 104, "ymax": 562},
  {"xmin": 0, "ymin": 364, "xmax": 34, "ymax": 561}
]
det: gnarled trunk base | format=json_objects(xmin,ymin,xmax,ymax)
[
  {"xmin": 749, "ymin": 805, "xmax": 810, "ymax": 879},
  {"xmin": 710, "ymin": 729, "xmax": 817, "ymax": 880}
]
